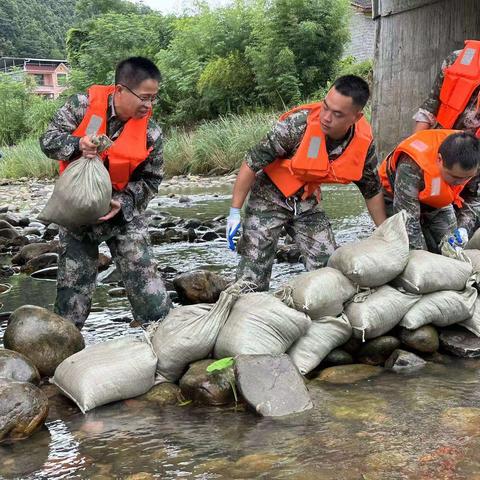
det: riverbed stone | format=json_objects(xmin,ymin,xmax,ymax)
[
  {"xmin": 0, "ymin": 212, "xmax": 28, "ymax": 227},
  {"xmin": 0, "ymin": 379, "xmax": 49, "ymax": 442},
  {"xmin": 108, "ymin": 287, "xmax": 126, "ymax": 297},
  {"xmin": 0, "ymin": 283, "xmax": 11, "ymax": 295},
  {"xmin": 0, "ymin": 228, "xmax": 19, "ymax": 239},
  {"xmin": 439, "ymin": 328, "xmax": 480, "ymax": 358},
  {"xmin": 98, "ymin": 252, "xmax": 112, "ymax": 271},
  {"xmin": 0, "ymin": 220, "xmax": 16, "ymax": 231},
  {"xmin": 20, "ymin": 252, "xmax": 58, "ymax": 274},
  {"xmin": 138, "ymin": 383, "xmax": 184, "ymax": 406},
  {"xmin": 314, "ymin": 364, "xmax": 383, "ymax": 384},
  {"xmin": 11, "ymin": 241, "xmax": 59, "ymax": 265},
  {"xmin": 357, "ymin": 336, "xmax": 401, "ymax": 366},
  {"xmin": 43, "ymin": 223, "xmax": 59, "ymax": 240},
  {"xmin": 3, "ymin": 305, "xmax": 85, "ymax": 377},
  {"xmin": 385, "ymin": 349, "xmax": 427, "ymax": 372},
  {"xmin": 30, "ymin": 266, "xmax": 58, "ymax": 279},
  {"xmin": 324, "ymin": 349, "xmax": 354, "ymax": 366},
  {"xmin": 235, "ymin": 354, "xmax": 313, "ymax": 417},
  {"xmin": 399, "ymin": 325, "xmax": 439, "ymax": 353},
  {"xmin": 179, "ymin": 359, "xmax": 235, "ymax": 406},
  {"xmin": 0, "ymin": 349, "xmax": 40, "ymax": 384},
  {"xmin": 173, "ymin": 270, "xmax": 229, "ymax": 304}
]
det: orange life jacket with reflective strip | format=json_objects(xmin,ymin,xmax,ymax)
[
  {"xmin": 263, "ymin": 102, "xmax": 373, "ymax": 198},
  {"xmin": 437, "ymin": 40, "xmax": 480, "ymax": 138},
  {"xmin": 59, "ymin": 85, "xmax": 152, "ymax": 191},
  {"xmin": 379, "ymin": 129, "xmax": 466, "ymax": 209}
]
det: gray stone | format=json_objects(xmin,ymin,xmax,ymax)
[
  {"xmin": 98, "ymin": 252, "xmax": 112, "ymax": 271},
  {"xmin": 21, "ymin": 253, "xmax": 58, "ymax": 274},
  {"xmin": 385, "ymin": 349, "xmax": 427, "ymax": 372},
  {"xmin": 12, "ymin": 241, "xmax": 59, "ymax": 266},
  {"xmin": 324, "ymin": 348, "xmax": 354, "ymax": 366},
  {"xmin": 0, "ymin": 349, "xmax": 40, "ymax": 384},
  {"xmin": 0, "ymin": 228, "xmax": 19, "ymax": 239},
  {"xmin": 3, "ymin": 305, "xmax": 85, "ymax": 377},
  {"xmin": 0, "ymin": 283, "xmax": 11, "ymax": 295},
  {"xmin": 201, "ymin": 231, "xmax": 220, "ymax": 242},
  {"xmin": 357, "ymin": 336, "xmax": 401, "ymax": 365},
  {"xmin": 399, "ymin": 325, "xmax": 439, "ymax": 353},
  {"xmin": 173, "ymin": 270, "xmax": 229, "ymax": 304},
  {"xmin": 30, "ymin": 266, "xmax": 58, "ymax": 279},
  {"xmin": 0, "ymin": 379, "xmax": 49, "ymax": 442},
  {"xmin": 235, "ymin": 354, "xmax": 313, "ymax": 417},
  {"xmin": 43, "ymin": 223, "xmax": 59, "ymax": 240},
  {"xmin": 314, "ymin": 364, "xmax": 383, "ymax": 384},
  {"xmin": 184, "ymin": 219, "xmax": 202, "ymax": 229},
  {"xmin": 0, "ymin": 220, "xmax": 15, "ymax": 231},
  {"xmin": 179, "ymin": 359, "xmax": 235, "ymax": 406},
  {"xmin": 137, "ymin": 383, "xmax": 184, "ymax": 406},
  {"xmin": 440, "ymin": 328, "xmax": 480, "ymax": 358}
]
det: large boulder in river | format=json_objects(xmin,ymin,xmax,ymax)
[
  {"xmin": 173, "ymin": 270, "xmax": 230, "ymax": 304},
  {"xmin": 3, "ymin": 305, "xmax": 85, "ymax": 377},
  {"xmin": 11, "ymin": 241, "xmax": 59, "ymax": 266},
  {"xmin": 0, "ymin": 379, "xmax": 49, "ymax": 442},
  {"xmin": 0, "ymin": 349, "xmax": 40, "ymax": 384},
  {"xmin": 20, "ymin": 252, "xmax": 58, "ymax": 274}
]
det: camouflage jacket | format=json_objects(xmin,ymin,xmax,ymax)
[
  {"xmin": 413, "ymin": 50, "xmax": 480, "ymax": 134},
  {"xmin": 385, "ymin": 155, "xmax": 480, "ymax": 249},
  {"xmin": 40, "ymin": 93, "xmax": 164, "ymax": 223},
  {"xmin": 246, "ymin": 109, "xmax": 381, "ymax": 204}
]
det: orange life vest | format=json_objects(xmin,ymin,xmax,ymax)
[
  {"xmin": 379, "ymin": 129, "xmax": 466, "ymax": 209},
  {"xmin": 437, "ymin": 39, "xmax": 480, "ymax": 137},
  {"xmin": 263, "ymin": 102, "xmax": 373, "ymax": 198},
  {"xmin": 59, "ymin": 85, "xmax": 152, "ymax": 191}
]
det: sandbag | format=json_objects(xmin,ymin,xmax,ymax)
[
  {"xmin": 327, "ymin": 211, "xmax": 409, "ymax": 287},
  {"xmin": 151, "ymin": 283, "xmax": 242, "ymax": 382},
  {"xmin": 460, "ymin": 297, "xmax": 480, "ymax": 337},
  {"xmin": 393, "ymin": 250, "xmax": 472, "ymax": 294},
  {"xmin": 464, "ymin": 249, "xmax": 480, "ymax": 274},
  {"xmin": 214, "ymin": 292, "xmax": 311, "ymax": 358},
  {"xmin": 288, "ymin": 314, "xmax": 352, "ymax": 375},
  {"xmin": 276, "ymin": 267, "xmax": 356, "ymax": 319},
  {"xmin": 345, "ymin": 285, "xmax": 420, "ymax": 341},
  {"xmin": 52, "ymin": 336, "xmax": 157, "ymax": 413},
  {"xmin": 400, "ymin": 281, "xmax": 477, "ymax": 330},
  {"xmin": 38, "ymin": 138, "xmax": 112, "ymax": 229}
]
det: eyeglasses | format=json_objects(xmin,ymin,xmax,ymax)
[{"xmin": 119, "ymin": 84, "xmax": 158, "ymax": 105}]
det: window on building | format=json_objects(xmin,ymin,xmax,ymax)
[
  {"xmin": 56, "ymin": 73, "xmax": 68, "ymax": 86},
  {"xmin": 33, "ymin": 74, "xmax": 45, "ymax": 86}
]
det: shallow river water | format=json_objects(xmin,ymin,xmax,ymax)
[{"xmin": 1, "ymin": 182, "xmax": 480, "ymax": 480}]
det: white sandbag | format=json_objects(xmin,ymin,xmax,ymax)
[
  {"xmin": 466, "ymin": 229, "xmax": 480, "ymax": 250},
  {"xmin": 151, "ymin": 283, "xmax": 242, "ymax": 382},
  {"xmin": 214, "ymin": 292, "xmax": 311, "ymax": 358},
  {"xmin": 400, "ymin": 281, "xmax": 477, "ymax": 330},
  {"xmin": 460, "ymin": 297, "xmax": 480, "ymax": 337},
  {"xmin": 38, "ymin": 152, "xmax": 112, "ymax": 229},
  {"xmin": 288, "ymin": 314, "xmax": 352, "ymax": 375},
  {"xmin": 327, "ymin": 211, "xmax": 409, "ymax": 287},
  {"xmin": 393, "ymin": 250, "xmax": 472, "ymax": 294},
  {"xmin": 345, "ymin": 285, "xmax": 420, "ymax": 341},
  {"xmin": 52, "ymin": 336, "xmax": 157, "ymax": 413},
  {"xmin": 276, "ymin": 267, "xmax": 356, "ymax": 319},
  {"xmin": 464, "ymin": 249, "xmax": 480, "ymax": 274}
]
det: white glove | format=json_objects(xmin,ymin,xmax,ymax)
[
  {"xmin": 454, "ymin": 227, "xmax": 469, "ymax": 246},
  {"xmin": 226, "ymin": 207, "xmax": 241, "ymax": 251}
]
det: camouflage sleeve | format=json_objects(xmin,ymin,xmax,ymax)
[
  {"xmin": 112, "ymin": 119, "xmax": 164, "ymax": 221},
  {"xmin": 353, "ymin": 141, "xmax": 381, "ymax": 199},
  {"xmin": 39, "ymin": 94, "xmax": 88, "ymax": 161},
  {"xmin": 392, "ymin": 155, "xmax": 428, "ymax": 250},
  {"xmin": 245, "ymin": 110, "xmax": 308, "ymax": 173},
  {"xmin": 413, "ymin": 50, "xmax": 461, "ymax": 120},
  {"xmin": 456, "ymin": 175, "xmax": 480, "ymax": 234}
]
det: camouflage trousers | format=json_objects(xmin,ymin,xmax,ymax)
[
  {"xmin": 236, "ymin": 187, "xmax": 337, "ymax": 291},
  {"xmin": 55, "ymin": 215, "xmax": 171, "ymax": 329}
]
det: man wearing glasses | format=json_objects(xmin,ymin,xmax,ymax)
[{"xmin": 40, "ymin": 56, "xmax": 171, "ymax": 329}]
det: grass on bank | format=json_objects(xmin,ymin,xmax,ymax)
[{"xmin": 0, "ymin": 111, "xmax": 277, "ymax": 180}]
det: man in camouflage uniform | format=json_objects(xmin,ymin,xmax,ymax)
[
  {"xmin": 226, "ymin": 75, "xmax": 386, "ymax": 291},
  {"xmin": 412, "ymin": 46, "xmax": 480, "ymax": 237},
  {"xmin": 40, "ymin": 57, "xmax": 171, "ymax": 328}
]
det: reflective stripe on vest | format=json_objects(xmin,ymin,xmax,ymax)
[
  {"xmin": 263, "ymin": 102, "xmax": 372, "ymax": 198},
  {"xmin": 59, "ymin": 85, "xmax": 152, "ymax": 191},
  {"xmin": 378, "ymin": 129, "xmax": 466, "ymax": 209},
  {"xmin": 437, "ymin": 40, "xmax": 480, "ymax": 138}
]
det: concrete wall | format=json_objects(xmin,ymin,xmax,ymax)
[
  {"xmin": 371, "ymin": 0, "xmax": 480, "ymax": 158},
  {"xmin": 344, "ymin": 7, "xmax": 375, "ymax": 61}
]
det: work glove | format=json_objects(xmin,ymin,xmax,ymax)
[
  {"xmin": 451, "ymin": 227, "xmax": 469, "ymax": 247},
  {"xmin": 440, "ymin": 227, "xmax": 469, "ymax": 261},
  {"xmin": 226, "ymin": 207, "xmax": 241, "ymax": 251}
]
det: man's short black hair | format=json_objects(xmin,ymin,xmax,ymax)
[
  {"xmin": 115, "ymin": 57, "xmax": 161, "ymax": 89},
  {"xmin": 440, "ymin": 132, "xmax": 480, "ymax": 171},
  {"xmin": 332, "ymin": 75, "xmax": 370, "ymax": 110}
]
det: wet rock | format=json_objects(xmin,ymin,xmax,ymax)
[
  {"xmin": 27, "ymin": 221, "xmax": 45, "ymax": 230},
  {"xmin": 3, "ymin": 305, "xmax": 85, "ymax": 377},
  {"xmin": 179, "ymin": 196, "xmax": 190, "ymax": 203},
  {"xmin": 0, "ymin": 379, "xmax": 49, "ymax": 442},
  {"xmin": 108, "ymin": 287, "xmax": 126, "ymax": 297},
  {"xmin": 184, "ymin": 218, "xmax": 202, "ymax": 229},
  {"xmin": 23, "ymin": 227, "xmax": 42, "ymax": 236},
  {"xmin": 324, "ymin": 348, "xmax": 354, "ymax": 366},
  {"xmin": 187, "ymin": 228, "xmax": 197, "ymax": 242},
  {"xmin": 98, "ymin": 252, "xmax": 112, "ymax": 271},
  {"xmin": 12, "ymin": 241, "xmax": 59, "ymax": 265},
  {"xmin": 0, "ymin": 220, "xmax": 16, "ymax": 231},
  {"xmin": 235, "ymin": 354, "xmax": 313, "ymax": 417},
  {"xmin": 30, "ymin": 266, "xmax": 58, "ymax": 279},
  {"xmin": 357, "ymin": 336, "xmax": 401, "ymax": 366},
  {"xmin": 0, "ymin": 206, "xmax": 9, "ymax": 213},
  {"xmin": 137, "ymin": 383, "xmax": 184, "ymax": 406},
  {"xmin": 149, "ymin": 229, "xmax": 184, "ymax": 244},
  {"xmin": 440, "ymin": 328, "xmax": 480, "ymax": 358},
  {"xmin": 43, "ymin": 223, "xmax": 59, "ymax": 240},
  {"xmin": 0, "ymin": 283, "xmax": 11, "ymax": 295},
  {"xmin": 20, "ymin": 253, "xmax": 58, "ymax": 274},
  {"xmin": 0, "ymin": 349, "xmax": 40, "ymax": 384},
  {"xmin": 385, "ymin": 349, "xmax": 426, "ymax": 372},
  {"xmin": 275, "ymin": 244, "xmax": 301, "ymax": 263},
  {"xmin": 200, "ymin": 231, "xmax": 220, "ymax": 242},
  {"xmin": 341, "ymin": 337, "xmax": 363, "ymax": 355},
  {"xmin": 173, "ymin": 270, "xmax": 229, "ymax": 304},
  {"xmin": 0, "ymin": 228, "xmax": 19, "ymax": 240},
  {"xmin": 179, "ymin": 359, "xmax": 235, "ymax": 406},
  {"xmin": 399, "ymin": 325, "xmax": 439, "ymax": 353},
  {"xmin": 0, "ymin": 266, "xmax": 14, "ymax": 279},
  {"xmin": 0, "ymin": 212, "xmax": 28, "ymax": 227},
  {"xmin": 97, "ymin": 265, "xmax": 122, "ymax": 284},
  {"xmin": 314, "ymin": 364, "xmax": 383, "ymax": 384}
]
